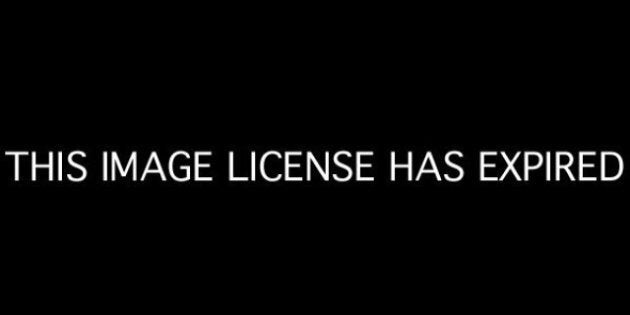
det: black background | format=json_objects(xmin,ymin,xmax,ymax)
[{"xmin": 1, "ymin": 5, "xmax": 627, "ymax": 310}]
